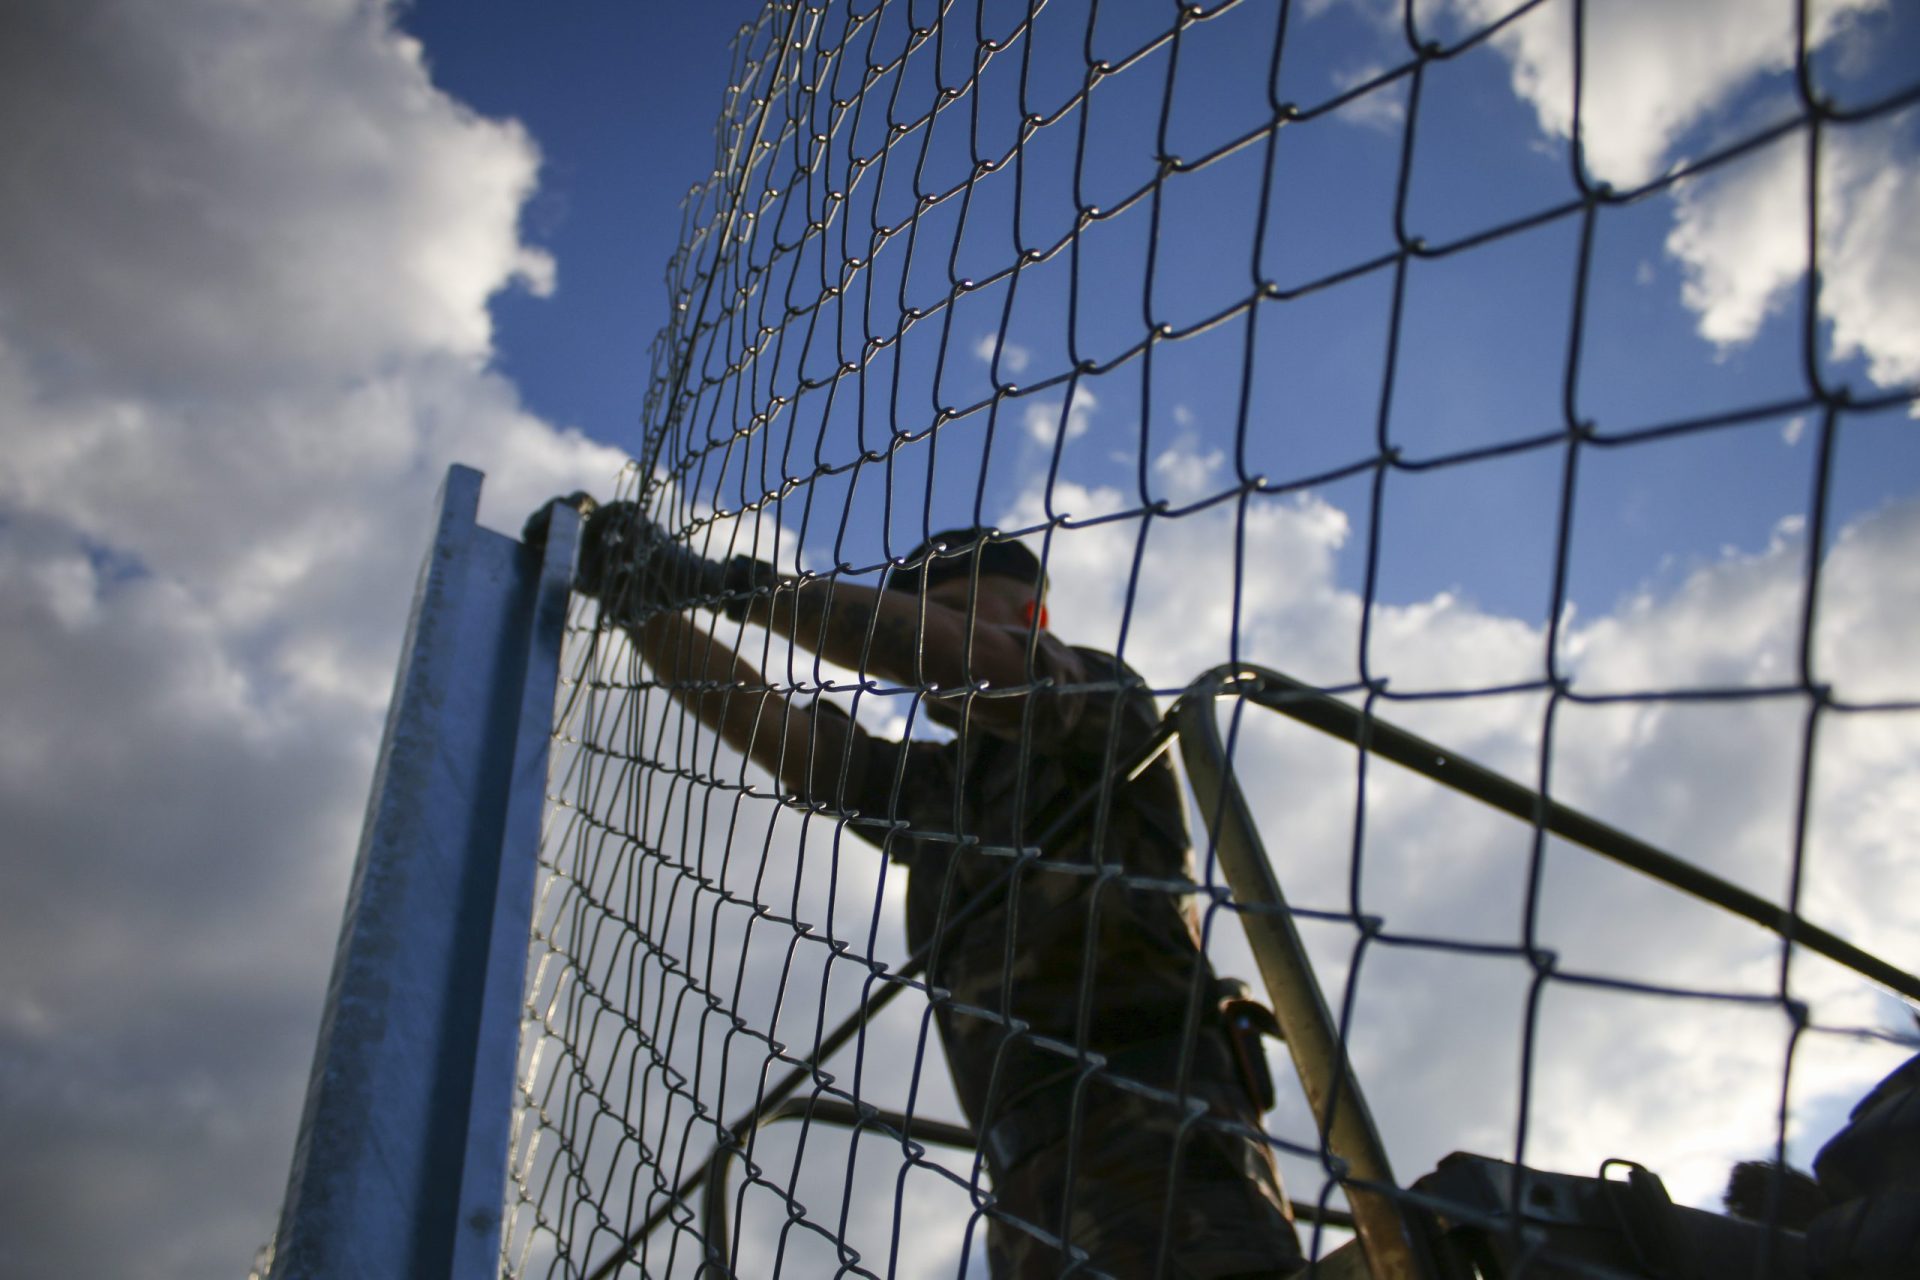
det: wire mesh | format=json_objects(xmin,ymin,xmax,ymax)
[{"xmin": 503, "ymin": 0, "xmax": 1920, "ymax": 1276}]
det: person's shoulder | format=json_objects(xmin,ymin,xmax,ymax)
[
  {"xmin": 1056, "ymin": 645, "xmax": 1164, "ymax": 736},
  {"xmin": 882, "ymin": 722, "xmax": 961, "ymax": 760},
  {"xmin": 1064, "ymin": 645, "xmax": 1149, "ymax": 687},
  {"xmin": 849, "ymin": 722, "xmax": 959, "ymax": 817}
]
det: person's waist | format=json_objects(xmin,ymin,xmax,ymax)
[{"xmin": 977, "ymin": 1029, "xmax": 1246, "ymax": 1174}]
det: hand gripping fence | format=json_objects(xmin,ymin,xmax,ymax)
[{"xmin": 271, "ymin": 0, "xmax": 1920, "ymax": 1276}]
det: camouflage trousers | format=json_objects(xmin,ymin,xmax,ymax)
[{"xmin": 981, "ymin": 1059, "xmax": 1304, "ymax": 1278}]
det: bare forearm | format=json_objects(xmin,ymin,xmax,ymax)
[
  {"xmin": 635, "ymin": 611, "xmax": 800, "ymax": 785},
  {"xmin": 743, "ymin": 577, "xmax": 1024, "ymax": 690}
]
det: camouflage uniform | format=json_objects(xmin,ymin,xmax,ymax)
[{"xmin": 831, "ymin": 640, "xmax": 1304, "ymax": 1278}]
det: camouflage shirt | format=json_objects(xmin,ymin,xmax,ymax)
[{"xmin": 834, "ymin": 640, "xmax": 1303, "ymax": 1277}]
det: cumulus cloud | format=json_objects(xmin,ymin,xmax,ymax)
[
  {"xmin": 971, "ymin": 331, "xmax": 1031, "ymax": 375},
  {"xmin": 1665, "ymin": 121, "xmax": 1920, "ymax": 394},
  {"xmin": 1020, "ymin": 382, "xmax": 1098, "ymax": 445},
  {"xmin": 1330, "ymin": 62, "xmax": 1407, "ymax": 133},
  {"xmin": 0, "ymin": 2, "xmax": 624, "ymax": 1275},
  {"xmin": 1000, "ymin": 443, "xmax": 1917, "ymax": 1208},
  {"xmin": 1439, "ymin": 0, "xmax": 1918, "ymax": 405},
  {"xmin": 1447, "ymin": 0, "xmax": 1880, "ymax": 189},
  {"xmin": 0, "ymin": 0, "xmax": 554, "ymax": 398},
  {"xmin": 1816, "ymin": 127, "xmax": 1920, "ymax": 391},
  {"xmin": 1663, "ymin": 135, "xmax": 1811, "ymax": 349}
]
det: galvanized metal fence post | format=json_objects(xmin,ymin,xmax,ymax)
[
  {"xmin": 1176, "ymin": 675, "xmax": 1431, "ymax": 1280},
  {"xmin": 271, "ymin": 465, "xmax": 577, "ymax": 1279}
]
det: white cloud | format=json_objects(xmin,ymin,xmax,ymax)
[
  {"xmin": 1020, "ymin": 382, "xmax": 1098, "ymax": 445},
  {"xmin": 999, "ymin": 447, "xmax": 1917, "ymax": 1208},
  {"xmin": 0, "ymin": 0, "xmax": 553, "ymax": 400},
  {"xmin": 1303, "ymin": 0, "xmax": 1401, "ymax": 28},
  {"xmin": 1447, "ymin": 0, "xmax": 1881, "ymax": 189},
  {"xmin": 0, "ymin": 2, "xmax": 623, "ymax": 1275},
  {"xmin": 1441, "ymin": 0, "xmax": 1918, "ymax": 403},
  {"xmin": 971, "ymin": 331, "xmax": 1031, "ymax": 375},
  {"xmin": 1151, "ymin": 439, "xmax": 1228, "ymax": 501},
  {"xmin": 1662, "ymin": 134, "xmax": 1809, "ymax": 349},
  {"xmin": 1819, "ymin": 128, "xmax": 1920, "ymax": 391},
  {"xmin": 1330, "ymin": 62, "xmax": 1406, "ymax": 132},
  {"xmin": 1663, "ymin": 123, "xmax": 1920, "ymax": 392}
]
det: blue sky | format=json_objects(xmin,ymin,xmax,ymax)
[
  {"xmin": 396, "ymin": 3, "xmax": 759, "ymax": 442},
  {"xmin": 0, "ymin": 2, "xmax": 1915, "ymax": 1276},
  {"xmin": 406, "ymin": 0, "xmax": 1918, "ymax": 633}
]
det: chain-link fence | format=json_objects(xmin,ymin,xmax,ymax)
[{"xmin": 503, "ymin": 0, "xmax": 1920, "ymax": 1275}]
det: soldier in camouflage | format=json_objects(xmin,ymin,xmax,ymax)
[{"xmin": 553, "ymin": 497, "xmax": 1306, "ymax": 1278}]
